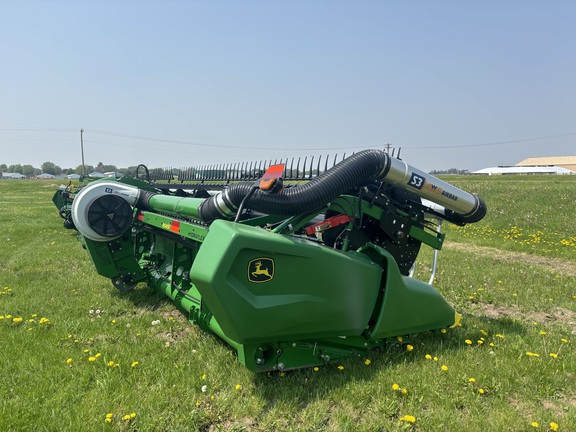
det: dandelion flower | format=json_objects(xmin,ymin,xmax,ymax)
[
  {"xmin": 399, "ymin": 415, "xmax": 416, "ymax": 423},
  {"xmin": 83, "ymin": 349, "xmax": 89, "ymax": 353},
  {"xmin": 539, "ymin": 331, "xmax": 546, "ymax": 335},
  {"xmin": 549, "ymin": 353, "xmax": 558, "ymax": 359},
  {"xmin": 88, "ymin": 356, "xmax": 96, "ymax": 362},
  {"xmin": 465, "ymin": 339, "xmax": 472, "ymax": 345},
  {"xmin": 130, "ymin": 413, "xmax": 136, "ymax": 418},
  {"xmin": 560, "ymin": 338, "xmax": 568, "ymax": 343},
  {"xmin": 406, "ymin": 345, "xmax": 414, "ymax": 352},
  {"xmin": 400, "ymin": 388, "xmax": 408, "ymax": 395},
  {"xmin": 111, "ymin": 319, "xmax": 116, "ymax": 324},
  {"xmin": 95, "ymin": 353, "xmax": 102, "ymax": 358},
  {"xmin": 392, "ymin": 383, "xmax": 400, "ymax": 391},
  {"xmin": 337, "ymin": 365, "xmax": 344, "ymax": 370},
  {"xmin": 480, "ymin": 330, "xmax": 488, "ymax": 336},
  {"xmin": 397, "ymin": 336, "xmax": 403, "ymax": 342},
  {"xmin": 107, "ymin": 361, "xmax": 116, "ymax": 367},
  {"xmin": 531, "ymin": 421, "xmax": 539, "ymax": 428},
  {"xmin": 235, "ymin": 384, "xmax": 242, "ymax": 390},
  {"xmin": 201, "ymin": 374, "xmax": 206, "ymax": 380},
  {"xmin": 131, "ymin": 361, "xmax": 139, "ymax": 367},
  {"xmin": 468, "ymin": 378, "xmax": 476, "ymax": 383},
  {"xmin": 364, "ymin": 359, "xmax": 371, "ymax": 365},
  {"xmin": 440, "ymin": 328, "xmax": 447, "ymax": 334},
  {"xmin": 441, "ymin": 365, "xmax": 448, "ymax": 371},
  {"xmin": 550, "ymin": 422, "xmax": 559, "ymax": 431},
  {"xmin": 313, "ymin": 367, "xmax": 319, "ymax": 372},
  {"xmin": 478, "ymin": 388, "xmax": 485, "ymax": 394},
  {"xmin": 66, "ymin": 358, "xmax": 73, "ymax": 364},
  {"xmin": 433, "ymin": 357, "xmax": 438, "ymax": 362},
  {"xmin": 425, "ymin": 354, "xmax": 432, "ymax": 360},
  {"xmin": 477, "ymin": 340, "xmax": 484, "ymax": 345},
  {"xmin": 495, "ymin": 334, "xmax": 504, "ymax": 339},
  {"xmin": 123, "ymin": 414, "xmax": 131, "ymax": 421}
]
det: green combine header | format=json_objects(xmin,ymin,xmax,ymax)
[{"xmin": 53, "ymin": 149, "xmax": 486, "ymax": 372}]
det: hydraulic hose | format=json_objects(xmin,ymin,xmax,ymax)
[
  {"xmin": 198, "ymin": 149, "xmax": 390, "ymax": 223},
  {"xmin": 197, "ymin": 149, "xmax": 486, "ymax": 224}
]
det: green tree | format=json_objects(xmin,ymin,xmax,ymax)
[
  {"xmin": 75, "ymin": 164, "xmax": 94, "ymax": 175},
  {"xmin": 8, "ymin": 164, "xmax": 23, "ymax": 174},
  {"xmin": 41, "ymin": 161, "xmax": 57, "ymax": 175},
  {"xmin": 102, "ymin": 164, "xmax": 118, "ymax": 173},
  {"xmin": 22, "ymin": 165, "xmax": 36, "ymax": 177},
  {"xmin": 0, "ymin": 164, "xmax": 7, "ymax": 173}
]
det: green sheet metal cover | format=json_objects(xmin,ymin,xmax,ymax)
[{"xmin": 190, "ymin": 220, "xmax": 383, "ymax": 344}]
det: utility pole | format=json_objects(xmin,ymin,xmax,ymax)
[
  {"xmin": 80, "ymin": 128, "xmax": 86, "ymax": 176},
  {"xmin": 385, "ymin": 143, "xmax": 392, "ymax": 154}
]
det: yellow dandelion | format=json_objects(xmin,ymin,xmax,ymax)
[
  {"xmin": 111, "ymin": 319, "xmax": 116, "ymax": 324},
  {"xmin": 123, "ymin": 414, "xmax": 131, "ymax": 421},
  {"xmin": 425, "ymin": 354, "xmax": 432, "ymax": 360},
  {"xmin": 560, "ymin": 338, "xmax": 568, "ymax": 343},
  {"xmin": 66, "ymin": 358, "xmax": 73, "ymax": 364},
  {"xmin": 550, "ymin": 422, "xmax": 559, "ymax": 431},
  {"xmin": 468, "ymin": 378, "xmax": 475, "ymax": 383},
  {"xmin": 440, "ymin": 328, "xmax": 447, "ymax": 334},
  {"xmin": 83, "ymin": 349, "xmax": 89, "ymax": 353},
  {"xmin": 130, "ymin": 413, "xmax": 136, "ymax": 418},
  {"xmin": 539, "ymin": 331, "xmax": 546, "ymax": 335},
  {"xmin": 195, "ymin": 401, "xmax": 201, "ymax": 407},
  {"xmin": 477, "ymin": 340, "xmax": 484, "ymax": 345},
  {"xmin": 392, "ymin": 383, "xmax": 400, "ymax": 391},
  {"xmin": 201, "ymin": 374, "xmax": 206, "ymax": 380},
  {"xmin": 107, "ymin": 361, "xmax": 116, "ymax": 367},
  {"xmin": 131, "ymin": 361, "xmax": 139, "ymax": 367},
  {"xmin": 433, "ymin": 357, "xmax": 438, "ymax": 361},
  {"xmin": 406, "ymin": 344, "xmax": 414, "ymax": 352},
  {"xmin": 280, "ymin": 372, "xmax": 285, "ymax": 377},
  {"xmin": 465, "ymin": 339, "xmax": 472, "ymax": 345},
  {"xmin": 235, "ymin": 384, "xmax": 242, "ymax": 390},
  {"xmin": 549, "ymin": 353, "xmax": 558, "ymax": 359},
  {"xmin": 441, "ymin": 365, "xmax": 448, "ymax": 371},
  {"xmin": 531, "ymin": 421, "xmax": 539, "ymax": 428},
  {"xmin": 95, "ymin": 353, "xmax": 102, "ymax": 358},
  {"xmin": 88, "ymin": 356, "xmax": 96, "ymax": 362},
  {"xmin": 397, "ymin": 336, "xmax": 403, "ymax": 342},
  {"xmin": 337, "ymin": 365, "xmax": 344, "ymax": 370},
  {"xmin": 12, "ymin": 317, "xmax": 23, "ymax": 323},
  {"xmin": 364, "ymin": 359, "xmax": 371, "ymax": 365},
  {"xmin": 399, "ymin": 414, "xmax": 416, "ymax": 423},
  {"xmin": 478, "ymin": 388, "xmax": 485, "ymax": 394},
  {"xmin": 313, "ymin": 367, "xmax": 319, "ymax": 372},
  {"xmin": 400, "ymin": 388, "xmax": 408, "ymax": 395}
]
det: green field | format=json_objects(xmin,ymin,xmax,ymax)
[{"xmin": 1, "ymin": 177, "xmax": 574, "ymax": 431}]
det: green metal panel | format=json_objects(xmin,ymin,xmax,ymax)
[
  {"xmin": 190, "ymin": 220, "xmax": 383, "ymax": 344},
  {"xmin": 364, "ymin": 243, "xmax": 456, "ymax": 339}
]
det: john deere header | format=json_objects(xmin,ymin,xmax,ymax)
[{"xmin": 53, "ymin": 149, "xmax": 486, "ymax": 372}]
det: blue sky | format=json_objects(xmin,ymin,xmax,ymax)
[{"xmin": 1, "ymin": 0, "xmax": 574, "ymax": 172}]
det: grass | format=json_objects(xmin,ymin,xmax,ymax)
[{"xmin": 0, "ymin": 177, "xmax": 575, "ymax": 431}]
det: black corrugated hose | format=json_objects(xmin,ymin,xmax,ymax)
[{"xmin": 198, "ymin": 149, "xmax": 390, "ymax": 223}]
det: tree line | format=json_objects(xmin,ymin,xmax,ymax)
[{"xmin": 0, "ymin": 161, "xmax": 144, "ymax": 177}]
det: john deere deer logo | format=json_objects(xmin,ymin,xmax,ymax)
[{"xmin": 248, "ymin": 258, "xmax": 274, "ymax": 283}]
